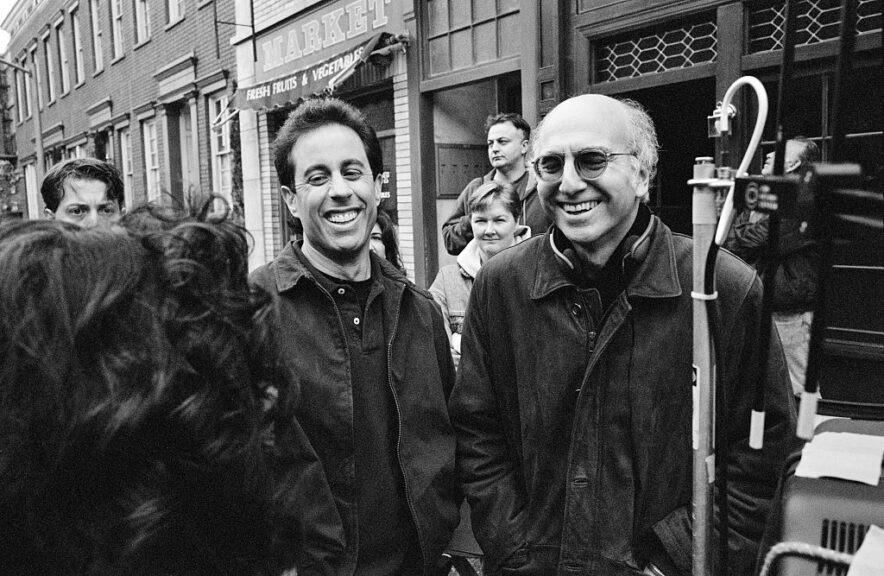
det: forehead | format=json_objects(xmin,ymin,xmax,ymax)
[
  {"xmin": 60, "ymin": 177, "xmax": 111, "ymax": 204},
  {"xmin": 288, "ymin": 123, "xmax": 369, "ymax": 171},
  {"xmin": 487, "ymin": 121, "xmax": 523, "ymax": 140},
  {"xmin": 472, "ymin": 197, "xmax": 512, "ymax": 216},
  {"xmin": 536, "ymin": 96, "xmax": 629, "ymax": 152}
]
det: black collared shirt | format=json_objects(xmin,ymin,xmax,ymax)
[{"xmin": 313, "ymin": 267, "xmax": 422, "ymax": 576}]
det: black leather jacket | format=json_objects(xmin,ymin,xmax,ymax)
[
  {"xmin": 450, "ymin": 218, "xmax": 797, "ymax": 575},
  {"xmin": 251, "ymin": 243, "xmax": 460, "ymax": 575}
]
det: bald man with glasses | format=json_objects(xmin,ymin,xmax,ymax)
[{"xmin": 448, "ymin": 94, "xmax": 796, "ymax": 576}]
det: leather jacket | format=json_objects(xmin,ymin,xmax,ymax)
[
  {"xmin": 449, "ymin": 216, "xmax": 797, "ymax": 575},
  {"xmin": 251, "ymin": 243, "xmax": 460, "ymax": 575}
]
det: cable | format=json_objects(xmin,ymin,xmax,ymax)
[{"xmin": 758, "ymin": 541, "xmax": 853, "ymax": 576}]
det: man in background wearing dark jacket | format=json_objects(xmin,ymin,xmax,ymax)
[
  {"xmin": 725, "ymin": 137, "xmax": 821, "ymax": 397},
  {"xmin": 449, "ymin": 94, "xmax": 796, "ymax": 576},
  {"xmin": 441, "ymin": 113, "xmax": 551, "ymax": 255},
  {"xmin": 250, "ymin": 98, "xmax": 459, "ymax": 576}
]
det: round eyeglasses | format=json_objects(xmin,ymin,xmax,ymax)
[{"xmin": 532, "ymin": 149, "xmax": 636, "ymax": 183}]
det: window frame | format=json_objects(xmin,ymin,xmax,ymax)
[
  {"xmin": 167, "ymin": 0, "xmax": 185, "ymax": 24},
  {"xmin": 71, "ymin": 8, "xmax": 85, "ymax": 85},
  {"xmin": 135, "ymin": 0, "xmax": 152, "ymax": 44},
  {"xmin": 110, "ymin": 0, "xmax": 124, "ymax": 59},
  {"xmin": 90, "ymin": 0, "xmax": 104, "ymax": 71},
  {"xmin": 43, "ymin": 34, "xmax": 56, "ymax": 102},
  {"xmin": 56, "ymin": 21, "xmax": 71, "ymax": 94},
  {"xmin": 209, "ymin": 94, "xmax": 233, "ymax": 200},
  {"xmin": 119, "ymin": 128, "xmax": 134, "ymax": 205},
  {"xmin": 142, "ymin": 119, "xmax": 160, "ymax": 201}
]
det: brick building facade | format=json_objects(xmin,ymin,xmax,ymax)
[{"xmin": 2, "ymin": 0, "xmax": 239, "ymax": 219}]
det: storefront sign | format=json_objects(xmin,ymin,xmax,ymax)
[
  {"xmin": 254, "ymin": 0, "xmax": 399, "ymax": 85},
  {"xmin": 236, "ymin": 34, "xmax": 381, "ymax": 110}
]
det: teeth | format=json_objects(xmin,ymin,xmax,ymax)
[
  {"xmin": 327, "ymin": 210, "xmax": 358, "ymax": 224},
  {"xmin": 562, "ymin": 201, "xmax": 599, "ymax": 214}
]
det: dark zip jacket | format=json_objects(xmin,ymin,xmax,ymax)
[
  {"xmin": 449, "ymin": 216, "xmax": 797, "ymax": 575},
  {"xmin": 250, "ymin": 243, "xmax": 460, "ymax": 575}
]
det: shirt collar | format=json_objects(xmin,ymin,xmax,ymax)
[{"xmin": 530, "ymin": 210, "xmax": 682, "ymax": 301}]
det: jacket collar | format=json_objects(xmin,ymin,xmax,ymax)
[
  {"xmin": 272, "ymin": 241, "xmax": 405, "ymax": 294},
  {"xmin": 530, "ymin": 212, "xmax": 682, "ymax": 301},
  {"xmin": 485, "ymin": 167, "xmax": 536, "ymax": 201}
]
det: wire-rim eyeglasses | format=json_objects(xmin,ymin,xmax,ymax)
[{"xmin": 532, "ymin": 148, "xmax": 636, "ymax": 183}]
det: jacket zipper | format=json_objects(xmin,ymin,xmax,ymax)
[{"xmin": 386, "ymin": 286, "xmax": 428, "ymax": 571}]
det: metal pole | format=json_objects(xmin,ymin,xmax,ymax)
[{"xmin": 690, "ymin": 157, "xmax": 717, "ymax": 576}]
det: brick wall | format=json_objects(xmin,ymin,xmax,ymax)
[{"xmin": 5, "ymin": 0, "xmax": 237, "ymax": 209}]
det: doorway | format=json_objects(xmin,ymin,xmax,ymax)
[{"xmin": 621, "ymin": 78, "xmax": 716, "ymax": 235}]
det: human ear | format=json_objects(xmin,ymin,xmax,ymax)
[
  {"xmin": 373, "ymin": 174, "xmax": 382, "ymax": 206},
  {"xmin": 281, "ymin": 186, "xmax": 299, "ymax": 219},
  {"xmin": 44, "ymin": 207, "xmax": 56, "ymax": 220},
  {"xmin": 633, "ymin": 164, "xmax": 651, "ymax": 200}
]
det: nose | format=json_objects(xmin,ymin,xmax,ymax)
[
  {"xmin": 482, "ymin": 221, "xmax": 496, "ymax": 237},
  {"xmin": 327, "ymin": 173, "xmax": 353, "ymax": 197},
  {"xmin": 559, "ymin": 156, "xmax": 587, "ymax": 195},
  {"xmin": 82, "ymin": 210, "xmax": 100, "ymax": 229}
]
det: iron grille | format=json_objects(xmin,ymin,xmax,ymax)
[
  {"xmin": 595, "ymin": 19, "xmax": 717, "ymax": 82},
  {"xmin": 748, "ymin": 0, "xmax": 882, "ymax": 53},
  {"xmin": 817, "ymin": 519, "xmax": 868, "ymax": 575}
]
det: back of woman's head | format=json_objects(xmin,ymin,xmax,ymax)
[{"xmin": 0, "ymin": 201, "xmax": 297, "ymax": 575}]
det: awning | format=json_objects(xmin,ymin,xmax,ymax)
[{"xmin": 234, "ymin": 33, "xmax": 385, "ymax": 111}]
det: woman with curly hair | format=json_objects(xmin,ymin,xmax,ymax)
[{"xmin": 0, "ymin": 200, "xmax": 343, "ymax": 576}]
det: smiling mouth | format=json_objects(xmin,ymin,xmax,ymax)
[
  {"xmin": 560, "ymin": 200, "xmax": 600, "ymax": 215},
  {"xmin": 326, "ymin": 209, "xmax": 360, "ymax": 224}
]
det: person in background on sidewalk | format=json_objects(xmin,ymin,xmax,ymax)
[
  {"xmin": 370, "ymin": 207, "xmax": 406, "ymax": 274},
  {"xmin": 725, "ymin": 137, "xmax": 821, "ymax": 397},
  {"xmin": 250, "ymin": 97, "xmax": 460, "ymax": 576},
  {"xmin": 430, "ymin": 181, "xmax": 531, "ymax": 368},
  {"xmin": 449, "ymin": 94, "xmax": 796, "ymax": 576},
  {"xmin": 40, "ymin": 157, "xmax": 124, "ymax": 228},
  {"xmin": 441, "ymin": 113, "xmax": 550, "ymax": 255}
]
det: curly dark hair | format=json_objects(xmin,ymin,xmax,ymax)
[{"xmin": 0, "ymin": 199, "xmax": 331, "ymax": 575}]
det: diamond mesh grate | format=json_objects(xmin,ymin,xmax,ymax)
[
  {"xmin": 748, "ymin": 0, "xmax": 882, "ymax": 53},
  {"xmin": 595, "ymin": 20, "xmax": 717, "ymax": 82}
]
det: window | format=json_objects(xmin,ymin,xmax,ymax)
[
  {"xmin": 56, "ymin": 22, "xmax": 70, "ymax": 93},
  {"xmin": 135, "ymin": 0, "xmax": 151, "ymax": 44},
  {"xmin": 25, "ymin": 46, "xmax": 43, "ymax": 110},
  {"xmin": 110, "ymin": 0, "xmax": 123, "ymax": 58},
  {"xmin": 424, "ymin": 0, "xmax": 521, "ymax": 77},
  {"xmin": 69, "ymin": 144, "xmax": 86, "ymax": 158},
  {"xmin": 15, "ymin": 60, "xmax": 31, "ymax": 122},
  {"xmin": 90, "ymin": 0, "xmax": 103, "ymax": 71},
  {"xmin": 72, "ymin": 9, "xmax": 85, "ymax": 84},
  {"xmin": 43, "ymin": 36, "xmax": 55, "ymax": 101},
  {"xmin": 209, "ymin": 95, "xmax": 232, "ymax": 199},
  {"xmin": 119, "ymin": 128, "xmax": 134, "ymax": 205},
  {"xmin": 142, "ymin": 119, "xmax": 160, "ymax": 200},
  {"xmin": 167, "ymin": 0, "xmax": 184, "ymax": 23}
]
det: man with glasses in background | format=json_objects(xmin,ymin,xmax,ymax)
[
  {"xmin": 449, "ymin": 94, "xmax": 796, "ymax": 576},
  {"xmin": 250, "ymin": 98, "xmax": 459, "ymax": 576}
]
